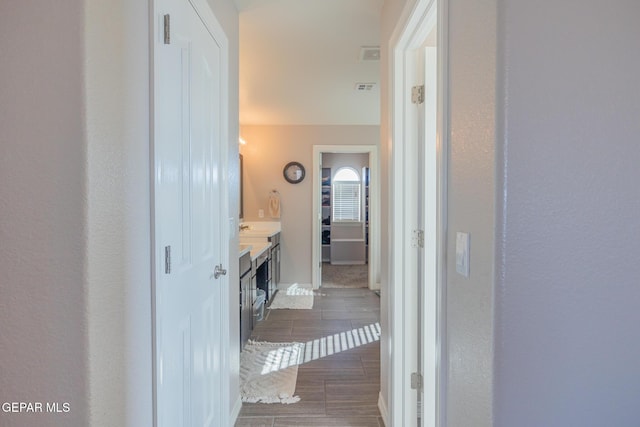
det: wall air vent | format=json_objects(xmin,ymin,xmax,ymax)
[
  {"xmin": 355, "ymin": 82, "xmax": 377, "ymax": 92},
  {"xmin": 359, "ymin": 46, "xmax": 380, "ymax": 61}
]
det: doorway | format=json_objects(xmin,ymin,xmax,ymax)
[
  {"xmin": 311, "ymin": 145, "xmax": 379, "ymax": 291},
  {"xmin": 389, "ymin": 0, "xmax": 447, "ymax": 426},
  {"xmin": 320, "ymin": 153, "xmax": 370, "ymax": 289}
]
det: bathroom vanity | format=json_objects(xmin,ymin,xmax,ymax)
[{"xmin": 237, "ymin": 222, "xmax": 281, "ymax": 350}]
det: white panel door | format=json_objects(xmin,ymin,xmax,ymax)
[{"xmin": 154, "ymin": 0, "xmax": 226, "ymax": 426}]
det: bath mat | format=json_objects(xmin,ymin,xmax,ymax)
[
  {"xmin": 240, "ymin": 340, "xmax": 304, "ymax": 404},
  {"xmin": 268, "ymin": 283, "xmax": 314, "ymax": 309}
]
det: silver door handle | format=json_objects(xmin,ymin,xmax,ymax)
[{"xmin": 214, "ymin": 264, "xmax": 227, "ymax": 279}]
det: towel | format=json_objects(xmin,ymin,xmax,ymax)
[{"xmin": 269, "ymin": 191, "xmax": 281, "ymax": 218}]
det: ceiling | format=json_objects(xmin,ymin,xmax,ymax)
[{"xmin": 236, "ymin": 0, "xmax": 383, "ymax": 126}]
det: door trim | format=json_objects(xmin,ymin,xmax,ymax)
[
  {"xmin": 311, "ymin": 145, "xmax": 379, "ymax": 290},
  {"xmin": 388, "ymin": 0, "xmax": 449, "ymax": 425}
]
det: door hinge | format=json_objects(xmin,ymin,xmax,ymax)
[
  {"xmin": 411, "ymin": 372, "xmax": 423, "ymax": 390},
  {"xmin": 164, "ymin": 245, "xmax": 171, "ymax": 274},
  {"xmin": 411, "ymin": 85, "xmax": 425, "ymax": 104},
  {"xmin": 163, "ymin": 14, "xmax": 171, "ymax": 44},
  {"xmin": 412, "ymin": 229, "xmax": 424, "ymax": 249}
]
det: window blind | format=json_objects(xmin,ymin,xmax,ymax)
[{"xmin": 333, "ymin": 182, "xmax": 361, "ymax": 221}]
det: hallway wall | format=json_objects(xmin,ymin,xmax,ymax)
[
  {"xmin": 494, "ymin": 1, "xmax": 640, "ymax": 425},
  {"xmin": 240, "ymin": 125, "xmax": 379, "ymax": 284},
  {"xmin": 84, "ymin": 1, "xmax": 152, "ymax": 424},
  {"xmin": 444, "ymin": 0, "xmax": 497, "ymax": 424},
  {"xmin": 0, "ymin": 2, "xmax": 88, "ymax": 426}
]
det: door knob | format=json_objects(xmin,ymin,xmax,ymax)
[{"xmin": 214, "ymin": 264, "xmax": 227, "ymax": 279}]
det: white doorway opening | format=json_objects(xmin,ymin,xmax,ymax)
[
  {"xmin": 311, "ymin": 145, "xmax": 379, "ymax": 291},
  {"xmin": 388, "ymin": 0, "xmax": 448, "ymax": 426}
]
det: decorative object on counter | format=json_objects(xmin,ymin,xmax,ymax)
[
  {"xmin": 268, "ymin": 189, "xmax": 281, "ymax": 218},
  {"xmin": 282, "ymin": 161, "xmax": 305, "ymax": 184},
  {"xmin": 268, "ymin": 283, "xmax": 314, "ymax": 309},
  {"xmin": 240, "ymin": 340, "xmax": 303, "ymax": 404}
]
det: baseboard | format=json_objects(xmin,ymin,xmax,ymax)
[
  {"xmin": 230, "ymin": 396, "xmax": 242, "ymax": 425},
  {"xmin": 378, "ymin": 391, "xmax": 389, "ymax": 426}
]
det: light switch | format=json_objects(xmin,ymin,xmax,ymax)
[
  {"xmin": 455, "ymin": 232, "xmax": 470, "ymax": 278},
  {"xmin": 258, "ymin": 209, "xmax": 264, "ymax": 218}
]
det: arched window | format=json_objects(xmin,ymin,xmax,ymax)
[{"xmin": 332, "ymin": 167, "xmax": 361, "ymax": 222}]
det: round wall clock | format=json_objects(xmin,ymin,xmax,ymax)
[{"xmin": 283, "ymin": 161, "xmax": 306, "ymax": 184}]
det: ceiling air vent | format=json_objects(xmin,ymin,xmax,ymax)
[
  {"xmin": 355, "ymin": 82, "xmax": 377, "ymax": 92},
  {"xmin": 359, "ymin": 46, "xmax": 380, "ymax": 61}
]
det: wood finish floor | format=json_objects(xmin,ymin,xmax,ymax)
[{"xmin": 235, "ymin": 287, "xmax": 383, "ymax": 427}]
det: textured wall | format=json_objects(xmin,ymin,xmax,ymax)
[
  {"xmin": 445, "ymin": 0, "xmax": 497, "ymax": 425},
  {"xmin": 0, "ymin": 2, "xmax": 89, "ymax": 426},
  {"xmin": 84, "ymin": 0, "xmax": 152, "ymax": 425},
  {"xmin": 495, "ymin": 1, "xmax": 640, "ymax": 425}
]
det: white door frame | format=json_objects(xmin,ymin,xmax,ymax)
[
  {"xmin": 388, "ymin": 0, "xmax": 449, "ymax": 425},
  {"xmin": 311, "ymin": 145, "xmax": 379, "ymax": 290},
  {"xmin": 150, "ymin": 0, "xmax": 231, "ymax": 425}
]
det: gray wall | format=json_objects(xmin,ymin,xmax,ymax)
[
  {"xmin": 494, "ymin": 1, "xmax": 640, "ymax": 425},
  {"xmin": 445, "ymin": 0, "xmax": 497, "ymax": 424},
  {"xmin": 0, "ymin": 2, "xmax": 88, "ymax": 426},
  {"xmin": 85, "ymin": 1, "xmax": 154, "ymax": 424}
]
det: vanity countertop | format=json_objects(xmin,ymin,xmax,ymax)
[
  {"xmin": 238, "ymin": 241, "xmax": 271, "ymax": 261},
  {"xmin": 239, "ymin": 221, "xmax": 281, "ymax": 238},
  {"xmin": 247, "ymin": 241, "xmax": 272, "ymax": 261},
  {"xmin": 240, "ymin": 229, "xmax": 279, "ymax": 238},
  {"xmin": 239, "ymin": 244, "xmax": 252, "ymax": 258}
]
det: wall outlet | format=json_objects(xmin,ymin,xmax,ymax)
[
  {"xmin": 258, "ymin": 209, "xmax": 264, "ymax": 218},
  {"xmin": 455, "ymin": 232, "xmax": 470, "ymax": 278}
]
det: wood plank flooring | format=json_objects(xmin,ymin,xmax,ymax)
[{"xmin": 235, "ymin": 287, "xmax": 383, "ymax": 427}]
